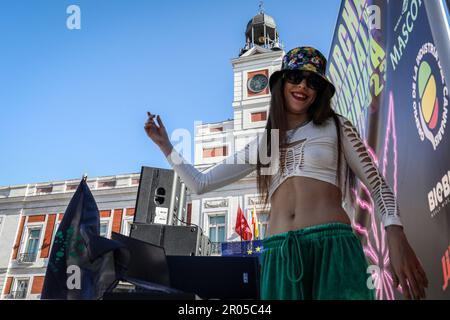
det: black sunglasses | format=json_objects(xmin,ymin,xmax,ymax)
[{"xmin": 282, "ymin": 70, "xmax": 326, "ymax": 91}]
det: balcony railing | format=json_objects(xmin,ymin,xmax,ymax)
[
  {"xmin": 210, "ymin": 242, "xmax": 222, "ymax": 255},
  {"xmin": 17, "ymin": 252, "xmax": 38, "ymax": 263},
  {"xmin": 5, "ymin": 291, "xmax": 27, "ymax": 299}
]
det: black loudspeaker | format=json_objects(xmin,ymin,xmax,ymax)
[
  {"xmin": 130, "ymin": 223, "xmax": 211, "ymax": 256},
  {"xmin": 134, "ymin": 166, "xmax": 187, "ymax": 225},
  {"xmin": 166, "ymin": 256, "xmax": 261, "ymax": 299}
]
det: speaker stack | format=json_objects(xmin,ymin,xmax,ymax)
[{"xmin": 130, "ymin": 166, "xmax": 211, "ymax": 256}]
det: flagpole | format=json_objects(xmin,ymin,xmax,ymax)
[
  {"xmin": 252, "ymin": 208, "xmax": 255, "ymax": 241},
  {"xmin": 240, "ymin": 208, "xmax": 243, "ymax": 255}
]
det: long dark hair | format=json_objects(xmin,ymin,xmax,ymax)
[{"xmin": 255, "ymin": 75, "xmax": 356, "ymax": 212}]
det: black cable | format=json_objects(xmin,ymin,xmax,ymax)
[
  {"xmin": 173, "ymin": 214, "xmax": 204, "ymax": 236},
  {"xmin": 173, "ymin": 214, "xmax": 212, "ymax": 256}
]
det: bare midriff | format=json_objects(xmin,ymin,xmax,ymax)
[{"xmin": 267, "ymin": 176, "xmax": 351, "ymax": 237}]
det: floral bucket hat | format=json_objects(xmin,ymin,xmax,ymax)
[{"xmin": 269, "ymin": 46, "xmax": 336, "ymax": 96}]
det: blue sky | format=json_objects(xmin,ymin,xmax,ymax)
[{"xmin": 0, "ymin": 0, "xmax": 341, "ymax": 186}]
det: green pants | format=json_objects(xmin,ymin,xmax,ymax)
[{"xmin": 260, "ymin": 222, "xmax": 375, "ymax": 300}]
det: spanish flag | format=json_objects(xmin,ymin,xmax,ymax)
[{"xmin": 251, "ymin": 205, "xmax": 259, "ymax": 240}]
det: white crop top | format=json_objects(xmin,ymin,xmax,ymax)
[{"xmin": 165, "ymin": 115, "xmax": 402, "ymax": 227}]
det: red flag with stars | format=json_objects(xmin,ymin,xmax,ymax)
[{"xmin": 235, "ymin": 205, "xmax": 252, "ymax": 241}]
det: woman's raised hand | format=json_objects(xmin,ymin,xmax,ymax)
[{"xmin": 144, "ymin": 112, "xmax": 172, "ymax": 156}]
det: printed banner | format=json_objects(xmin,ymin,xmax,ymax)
[{"xmin": 327, "ymin": 0, "xmax": 450, "ymax": 299}]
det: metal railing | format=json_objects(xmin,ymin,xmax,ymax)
[
  {"xmin": 210, "ymin": 242, "xmax": 222, "ymax": 255},
  {"xmin": 17, "ymin": 252, "xmax": 37, "ymax": 263},
  {"xmin": 5, "ymin": 291, "xmax": 27, "ymax": 299}
]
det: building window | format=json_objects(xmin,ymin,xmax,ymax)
[
  {"xmin": 203, "ymin": 146, "xmax": 228, "ymax": 158},
  {"xmin": 66, "ymin": 184, "xmax": 78, "ymax": 192},
  {"xmin": 36, "ymin": 186, "xmax": 52, "ymax": 195},
  {"xmin": 257, "ymin": 212, "xmax": 269, "ymax": 239},
  {"xmin": 10, "ymin": 278, "xmax": 29, "ymax": 299},
  {"xmin": 100, "ymin": 222, "xmax": 109, "ymax": 238},
  {"xmin": 49, "ymin": 222, "xmax": 61, "ymax": 254},
  {"xmin": 131, "ymin": 178, "xmax": 140, "ymax": 185},
  {"xmin": 208, "ymin": 215, "xmax": 226, "ymax": 243},
  {"xmin": 250, "ymin": 111, "xmax": 267, "ymax": 122},
  {"xmin": 20, "ymin": 227, "xmax": 42, "ymax": 263},
  {"xmin": 98, "ymin": 180, "xmax": 116, "ymax": 188},
  {"xmin": 121, "ymin": 218, "xmax": 134, "ymax": 236},
  {"xmin": 209, "ymin": 127, "xmax": 223, "ymax": 133}
]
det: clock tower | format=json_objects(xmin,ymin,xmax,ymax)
[{"xmin": 231, "ymin": 7, "xmax": 285, "ymax": 131}]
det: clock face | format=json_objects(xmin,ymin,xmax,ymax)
[{"xmin": 247, "ymin": 74, "xmax": 268, "ymax": 93}]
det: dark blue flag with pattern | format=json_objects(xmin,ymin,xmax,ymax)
[
  {"xmin": 221, "ymin": 240, "xmax": 263, "ymax": 257},
  {"xmin": 41, "ymin": 179, "xmax": 129, "ymax": 299}
]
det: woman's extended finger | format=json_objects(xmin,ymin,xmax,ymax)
[
  {"xmin": 413, "ymin": 266, "xmax": 427, "ymax": 299},
  {"xmin": 146, "ymin": 116, "xmax": 157, "ymax": 125},
  {"xmin": 399, "ymin": 273, "xmax": 412, "ymax": 300},
  {"xmin": 405, "ymin": 269, "xmax": 421, "ymax": 299},
  {"xmin": 391, "ymin": 268, "xmax": 399, "ymax": 288},
  {"xmin": 156, "ymin": 115, "xmax": 164, "ymax": 128},
  {"xmin": 417, "ymin": 263, "xmax": 429, "ymax": 288},
  {"xmin": 145, "ymin": 119, "xmax": 156, "ymax": 128}
]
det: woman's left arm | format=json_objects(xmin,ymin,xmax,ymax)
[
  {"xmin": 338, "ymin": 115, "xmax": 429, "ymax": 299},
  {"xmin": 385, "ymin": 225, "xmax": 428, "ymax": 299}
]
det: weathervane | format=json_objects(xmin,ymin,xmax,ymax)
[{"xmin": 258, "ymin": 1, "xmax": 264, "ymax": 14}]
